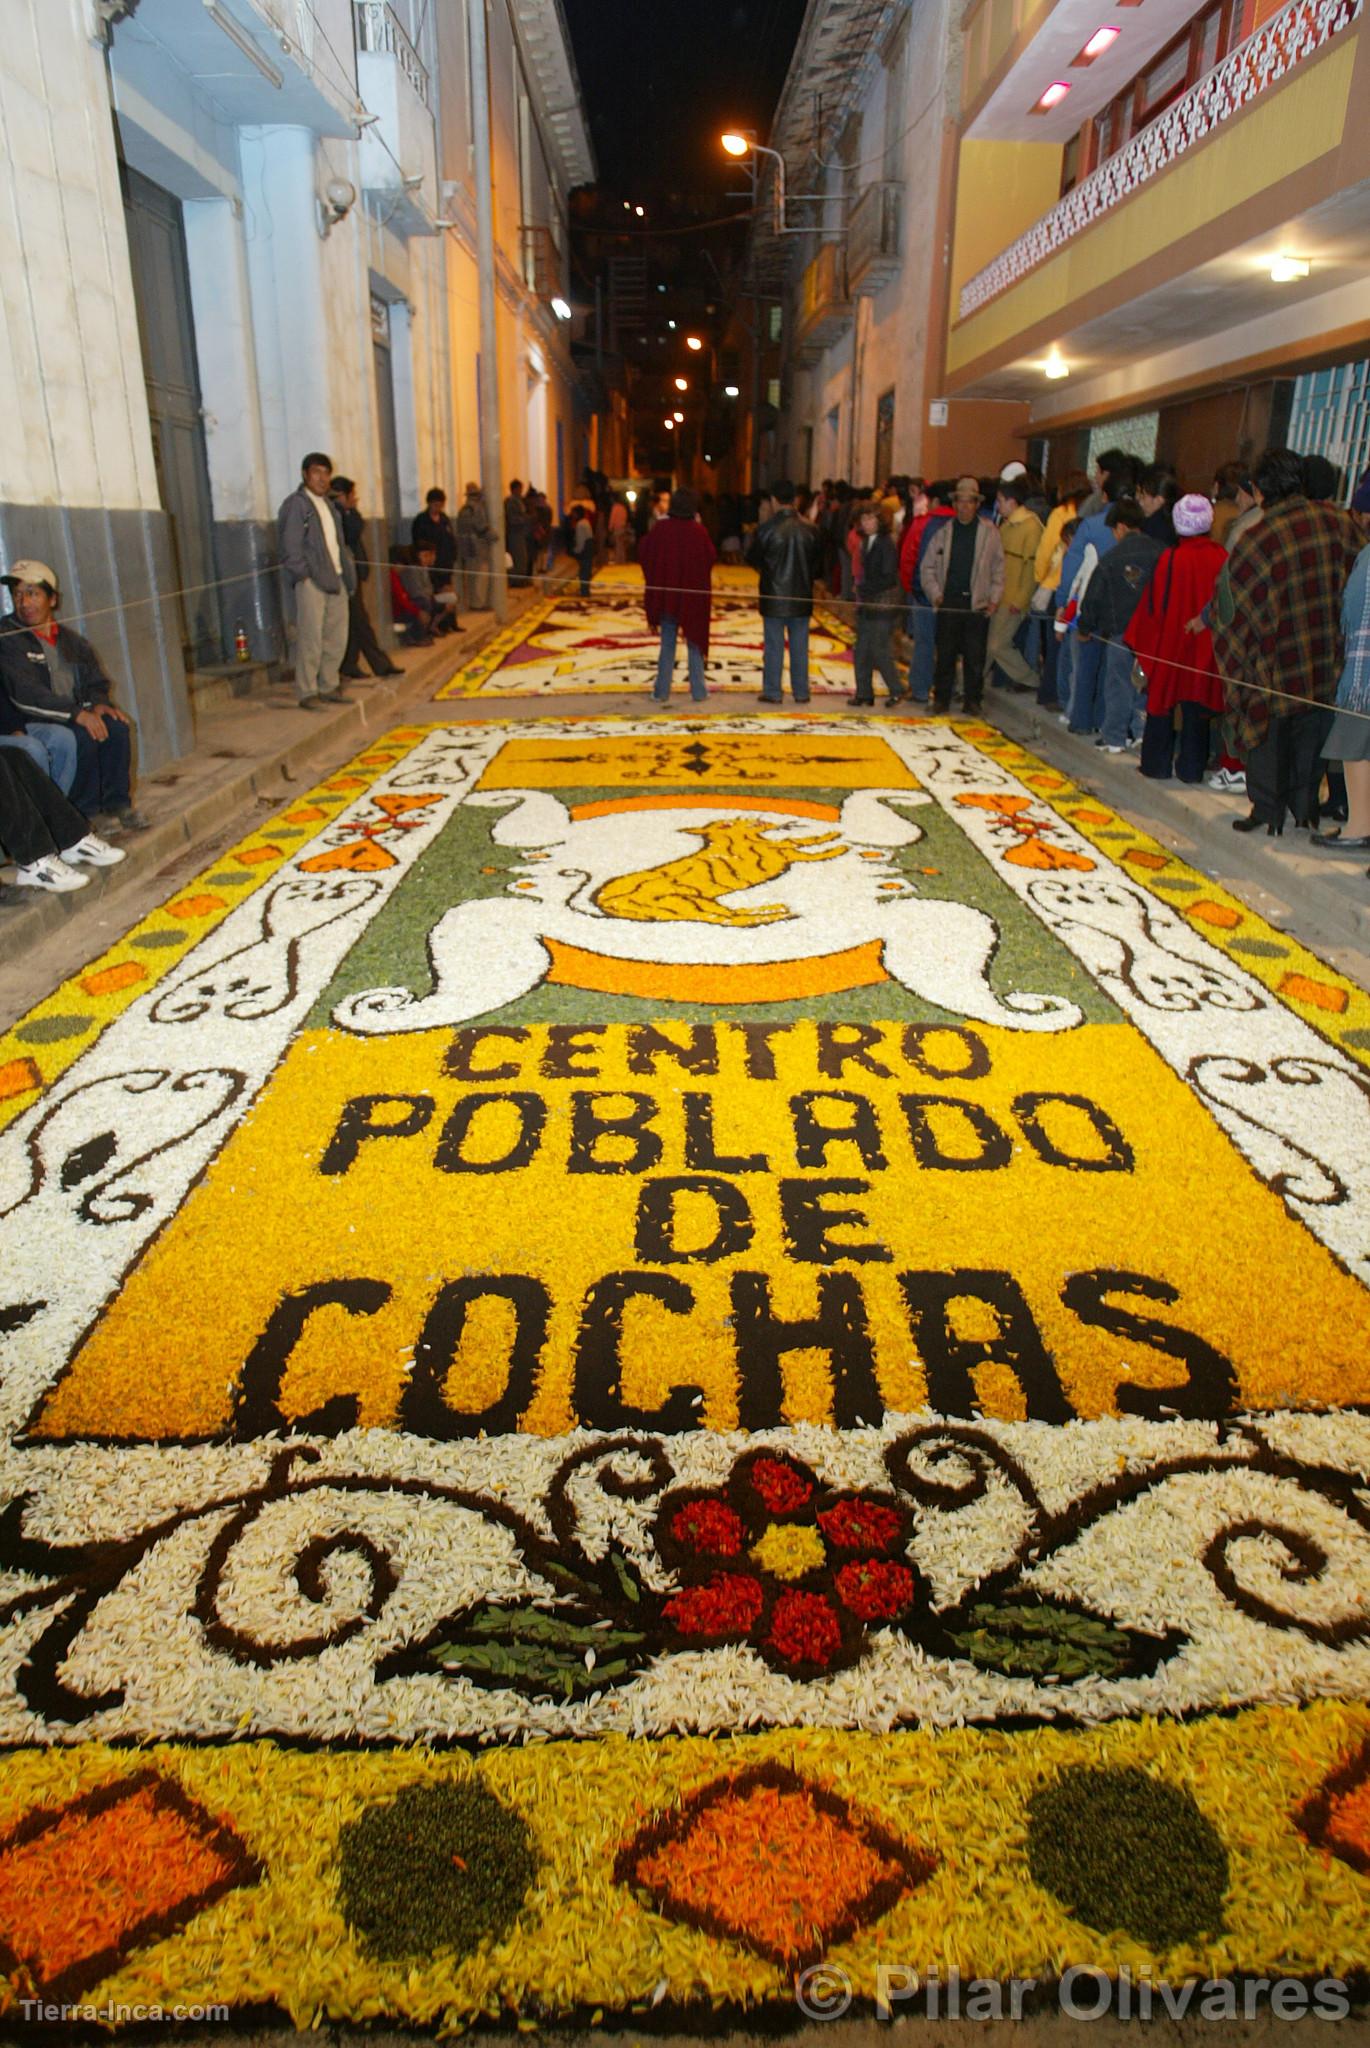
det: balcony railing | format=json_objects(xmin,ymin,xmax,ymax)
[
  {"xmin": 957, "ymin": 0, "xmax": 1362, "ymax": 320},
  {"xmin": 521, "ymin": 224, "xmax": 560, "ymax": 300},
  {"xmin": 793, "ymin": 242, "xmax": 852, "ymax": 364},
  {"xmin": 847, "ymin": 180, "xmax": 903, "ymax": 295},
  {"xmin": 354, "ymin": 0, "xmax": 429, "ymax": 110}
]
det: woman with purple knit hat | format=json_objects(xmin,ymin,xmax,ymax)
[{"xmin": 1125, "ymin": 492, "xmax": 1227, "ymax": 783}]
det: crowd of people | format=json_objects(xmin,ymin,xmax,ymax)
[
  {"xmin": 634, "ymin": 449, "xmax": 1370, "ymax": 862},
  {"xmin": 5, "ymin": 439, "xmax": 1369, "ymax": 903}
]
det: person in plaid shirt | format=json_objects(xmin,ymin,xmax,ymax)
[{"xmin": 1213, "ymin": 446, "xmax": 1365, "ymax": 834}]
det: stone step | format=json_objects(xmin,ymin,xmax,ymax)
[{"xmin": 185, "ymin": 660, "xmax": 276, "ymax": 712}]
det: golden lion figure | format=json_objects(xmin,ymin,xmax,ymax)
[{"xmin": 594, "ymin": 818, "xmax": 845, "ymax": 926}]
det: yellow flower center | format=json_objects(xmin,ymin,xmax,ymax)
[{"xmin": 750, "ymin": 1522, "xmax": 825, "ymax": 1581}]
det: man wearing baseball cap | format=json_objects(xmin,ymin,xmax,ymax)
[{"xmin": 0, "ymin": 561, "xmax": 147, "ymax": 832}]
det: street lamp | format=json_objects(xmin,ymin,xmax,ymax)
[
  {"xmin": 718, "ymin": 129, "xmax": 827, "ymax": 233},
  {"xmin": 685, "ymin": 336, "xmax": 703, "ymax": 352},
  {"xmin": 724, "ymin": 384, "xmax": 740, "ymax": 398},
  {"xmin": 663, "ymin": 418, "xmax": 675, "ymax": 430},
  {"xmin": 673, "ymin": 410, "xmax": 684, "ymax": 422},
  {"xmin": 674, "ymin": 376, "xmax": 688, "ymax": 392}
]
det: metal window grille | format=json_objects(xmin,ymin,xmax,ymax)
[{"xmin": 1287, "ymin": 358, "xmax": 1370, "ymax": 501}]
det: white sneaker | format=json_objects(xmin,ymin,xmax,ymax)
[
  {"xmin": 15, "ymin": 855, "xmax": 89, "ymax": 893},
  {"xmin": 1099, "ymin": 743, "xmax": 1127, "ymax": 755},
  {"xmin": 1206, "ymin": 769, "xmax": 1245, "ymax": 792},
  {"xmin": 60, "ymin": 834, "xmax": 126, "ymax": 868}
]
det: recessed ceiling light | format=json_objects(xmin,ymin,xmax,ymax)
[
  {"xmin": 1269, "ymin": 253, "xmax": 1310, "ymax": 281},
  {"xmin": 1043, "ymin": 349, "xmax": 1070, "ymax": 379},
  {"xmin": 1033, "ymin": 80, "xmax": 1072, "ymax": 111},
  {"xmin": 1074, "ymin": 25, "xmax": 1120, "ymax": 61}
]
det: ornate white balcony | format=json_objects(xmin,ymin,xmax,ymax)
[{"xmin": 958, "ymin": 0, "xmax": 1363, "ymax": 320}]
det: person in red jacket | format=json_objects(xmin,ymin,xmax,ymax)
[
  {"xmin": 639, "ymin": 490, "xmax": 717, "ymax": 706},
  {"xmin": 1126, "ymin": 494, "xmax": 1228, "ymax": 782}
]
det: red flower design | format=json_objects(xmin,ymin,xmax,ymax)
[
  {"xmin": 834, "ymin": 1559, "xmax": 915, "ymax": 1622},
  {"xmin": 671, "ymin": 1498, "xmax": 745, "ymax": 1557},
  {"xmin": 819, "ymin": 1499, "xmax": 905, "ymax": 1550},
  {"xmin": 749, "ymin": 1457, "xmax": 814, "ymax": 1514},
  {"xmin": 654, "ymin": 1451, "xmax": 920, "ymax": 1678},
  {"xmin": 767, "ymin": 1589, "xmax": 842, "ymax": 1669},
  {"xmin": 664, "ymin": 1573, "xmax": 765, "ymax": 1640}
]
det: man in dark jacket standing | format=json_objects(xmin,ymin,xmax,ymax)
[
  {"xmin": 332, "ymin": 477, "xmax": 401, "ymax": 679},
  {"xmin": 278, "ymin": 452, "xmax": 356, "ymax": 710},
  {"xmin": 851, "ymin": 502, "xmax": 904, "ymax": 706},
  {"xmin": 749, "ymin": 481, "xmax": 820, "ymax": 703},
  {"xmin": 411, "ymin": 489, "xmax": 458, "ymax": 596},
  {"xmin": 504, "ymin": 481, "xmax": 533, "ymax": 588},
  {"xmin": 1077, "ymin": 499, "xmax": 1163, "ymax": 752},
  {"xmin": 0, "ymin": 561, "xmax": 147, "ymax": 830}
]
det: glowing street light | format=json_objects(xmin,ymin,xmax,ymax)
[
  {"xmin": 635, "ymin": 204, "xmax": 645, "ymax": 217},
  {"xmin": 685, "ymin": 335, "xmax": 703, "ymax": 352},
  {"xmin": 664, "ymin": 417, "xmax": 675, "ymax": 430},
  {"xmin": 721, "ymin": 132, "xmax": 750, "ymax": 157},
  {"xmin": 673, "ymin": 376, "xmax": 688, "ymax": 391},
  {"xmin": 724, "ymin": 384, "xmax": 740, "ymax": 398},
  {"xmin": 673, "ymin": 409, "xmax": 684, "ymax": 422}
]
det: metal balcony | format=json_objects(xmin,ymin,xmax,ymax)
[
  {"xmin": 847, "ymin": 181, "xmax": 902, "ymax": 295},
  {"xmin": 521, "ymin": 224, "xmax": 561, "ymax": 301},
  {"xmin": 354, "ymin": 0, "xmax": 429, "ymax": 107},
  {"xmin": 793, "ymin": 242, "xmax": 852, "ymax": 365},
  {"xmin": 352, "ymin": 0, "xmax": 438, "ymax": 233}
]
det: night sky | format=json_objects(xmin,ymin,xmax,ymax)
[{"xmin": 561, "ymin": 0, "xmax": 809, "ymax": 208}]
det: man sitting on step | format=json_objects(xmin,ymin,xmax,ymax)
[{"xmin": 0, "ymin": 559, "xmax": 148, "ymax": 833}]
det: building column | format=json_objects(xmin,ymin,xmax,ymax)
[{"xmin": 0, "ymin": 0, "xmax": 189, "ymax": 771}]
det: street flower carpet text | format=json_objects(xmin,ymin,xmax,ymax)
[{"xmin": 0, "ymin": 693, "xmax": 1368, "ymax": 2026}]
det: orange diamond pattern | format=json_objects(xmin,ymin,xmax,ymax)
[{"xmin": 615, "ymin": 1764, "xmax": 935, "ymax": 1969}]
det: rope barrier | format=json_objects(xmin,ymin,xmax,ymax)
[{"xmin": 7, "ymin": 556, "xmax": 1368, "ymax": 726}]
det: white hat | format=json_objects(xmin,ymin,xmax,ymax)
[
  {"xmin": 999, "ymin": 461, "xmax": 1027, "ymax": 482},
  {"xmin": 1, "ymin": 559, "xmax": 58, "ymax": 594}
]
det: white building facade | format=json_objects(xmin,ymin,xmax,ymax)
[{"xmin": 0, "ymin": 0, "xmax": 593, "ymax": 771}]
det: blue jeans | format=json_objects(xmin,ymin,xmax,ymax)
[
  {"xmin": 655, "ymin": 615, "xmax": 706, "ymax": 701},
  {"xmin": 0, "ymin": 722, "xmax": 78, "ymax": 795},
  {"xmin": 761, "ymin": 614, "xmax": 810, "ymax": 701},
  {"xmin": 1099, "ymin": 640, "xmax": 1143, "ymax": 748},
  {"xmin": 907, "ymin": 603, "xmax": 935, "ymax": 701},
  {"xmin": 1068, "ymin": 637, "xmax": 1105, "ymax": 732}
]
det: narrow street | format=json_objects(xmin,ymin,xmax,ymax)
[{"xmin": 1, "ymin": 567, "xmax": 1368, "ymax": 2031}]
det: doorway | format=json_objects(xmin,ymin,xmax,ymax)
[
  {"xmin": 120, "ymin": 165, "xmax": 220, "ymax": 666},
  {"xmin": 371, "ymin": 294, "xmax": 403, "ymax": 547}
]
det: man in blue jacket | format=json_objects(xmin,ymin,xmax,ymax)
[
  {"xmin": 278, "ymin": 452, "xmax": 357, "ymax": 710},
  {"xmin": 1057, "ymin": 478, "xmax": 1125, "ymax": 732}
]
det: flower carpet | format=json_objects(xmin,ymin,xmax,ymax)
[
  {"xmin": 0, "ymin": 708, "xmax": 1369, "ymax": 2028},
  {"xmin": 440, "ymin": 563, "xmax": 858, "ymax": 699}
]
